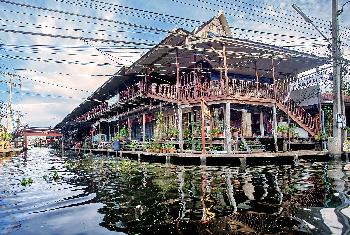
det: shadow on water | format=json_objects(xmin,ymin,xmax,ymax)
[{"xmin": 1, "ymin": 148, "xmax": 350, "ymax": 234}]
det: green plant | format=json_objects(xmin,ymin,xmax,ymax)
[
  {"xmin": 128, "ymin": 140, "xmax": 138, "ymax": 150},
  {"xmin": 112, "ymin": 133, "xmax": 121, "ymax": 141},
  {"xmin": 2, "ymin": 133, "xmax": 13, "ymax": 141},
  {"xmin": 211, "ymin": 127, "xmax": 220, "ymax": 136},
  {"xmin": 52, "ymin": 171, "xmax": 60, "ymax": 181},
  {"xmin": 20, "ymin": 177, "xmax": 33, "ymax": 186},
  {"xmin": 119, "ymin": 125, "xmax": 129, "ymax": 139},
  {"xmin": 168, "ymin": 127, "xmax": 179, "ymax": 138},
  {"xmin": 164, "ymin": 142, "xmax": 175, "ymax": 150},
  {"xmin": 315, "ymin": 131, "xmax": 327, "ymax": 141},
  {"xmin": 184, "ymin": 128, "xmax": 191, "ymax": 140},
  {"xmin": 277, "ymin": 124, "xmax": 289, "ymax": 134}
]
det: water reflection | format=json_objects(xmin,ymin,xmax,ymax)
[{"xmin": 1, "ymin": 148, "xmax": 350, "ymax": 234}]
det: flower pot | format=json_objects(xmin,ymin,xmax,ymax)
[
  {"xmin": 162, "ymin": 149, "xmax": 167, "ymax": 153},
  {"xmin": 113, "ymin": 141, "xmax": 121, "ymax": 151},
  {"xmin": 169, "ymin": 148, "xmax": 175, "ymax": 154},
  {"xmin": 282, "ymin": 133, "xmax": 288, "ymax": 139},
  {"xmin": 232, "ymin": 131, "xmax": 239, "ymax": 138}
]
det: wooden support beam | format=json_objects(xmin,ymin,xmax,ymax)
[
  {"xmin": 272, "ymin": 58, "xmax": 276, "ymax": 98},
  {"xmin": 272, "ymin": 104, "xmax": 278, "ymax": 152},
  {"xmin": 225, "ymin": 103, "xmax": 232, "ymax": 153},
  {"xmin": 177, "ymin": 106, "xmax": 184, "ymax": 152},
  {"xmin": 260, "ymin": 111, "xmax": 265, "ymax": 137},
  {"xmin": 142, "ymin": 113, "xmax": 146, "ymax": 142},
  {"xmin": 127, "ymin": 117, "xmax": 131, "ymax": 140}
]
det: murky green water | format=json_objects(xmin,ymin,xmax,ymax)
[{"xmin": 1, "ymin": 148, "xmax": 350, "ymax": 234}]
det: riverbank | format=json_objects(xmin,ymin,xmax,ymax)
[{"xmin": 0, "ymin": 147, "xmax": 23, "ymax": 157}]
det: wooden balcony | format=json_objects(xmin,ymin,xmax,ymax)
[{"xmin": 179, "ymin": 79, "xmax": 275, "ymax": 105}]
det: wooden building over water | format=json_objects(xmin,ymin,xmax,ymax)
[{"xmin": 57, "ymin": 11, "xmax": 328, "ymax": 153}]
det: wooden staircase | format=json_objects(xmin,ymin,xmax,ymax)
[{"xmin": 275, "ymin": 91, "xmax": 320, "ymax": 137}]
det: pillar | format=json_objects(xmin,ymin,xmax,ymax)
[
  {"xmin": 225, "ymin": 103, "xmax": 232, "ymax": 153},
  {"xmin": 241, "ymin": 110, "xmax": 252, "ymax": 137},
  {"xmin": 142, "ymin": 113, "xmax": 146, "ymax": 142},
  {"xmin": 127, "ymin": 117, "xmax": 131, "ymax": 140},
  {"xmin": 178, "ymin": 106, "xmax": 184, "ymax": 152},
  {"xmin": 272, "ymin": 104, "xmax": 278, "ymax": 152},
  {"xmin": 260, "ymin": 111, "xmax": 265, "ymax": 137},
  {"xmin": 24, "ymin": 135, "xmax": 28, "ymax": 150}
]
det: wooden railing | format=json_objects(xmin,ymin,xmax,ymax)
[
  {"xmin": 275, "ymin": 88, "xmax": 320, "ymax": 135},
  {"xmin": 229, "ymin": 79, "xmax": 274, "ymax": 99},
  {"xmin": 147, "ymin": 83, "xmax": 177, "ymax": 100}
]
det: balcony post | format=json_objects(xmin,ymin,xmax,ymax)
[
  {"xmin": 176, "ymin": 48, "xmax": 180, "ymax": 99},
  {"xmin": 223, "ymin": 45, "xmax": 229, "ymax": 95},
  {"xmin": 225, "ymin": 102, "xmax": 232, "ymax": 153},
  {"xmin": 255, "ymin": 60, "xmax": 259, "ymax": 96}
]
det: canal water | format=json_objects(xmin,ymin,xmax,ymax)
[{"xmin": 1, "ymin": 148, "xmax": 350, "ymax": 234}]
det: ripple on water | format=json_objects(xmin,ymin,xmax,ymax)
[{"xmin": 1, "ymin": 148, "xmax": 350, "ymax": 234}]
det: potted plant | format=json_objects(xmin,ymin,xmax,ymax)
[
  {"xmin": 315, "ymin": 131, "xmax": 326, "ymax": 151},
  {"xmin": 277, "ymin": 124, "xmax": 288, "ymax": 138},
  {"xmin": 211, "ymin": 127, "xmax": 220, "ymax": 138},
  {"xmin": 161, "ymin": 143, "xmax": 167, "ymax": 153},
  {"xmin": 154, "ymin": 142, "xmax": 161, "ymax": 153},
  {"xmin": 164, "ymin": 142, "xmax": 176, "ymax": 153}
]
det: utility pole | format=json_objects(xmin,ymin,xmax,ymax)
[
  {"xmin": 293, "ymin": 0, "xmax": 345, "ymax": 155},
  {"xmin": 332, "ymin": 0, "xmax": 343, "ymax": 155},
  {"xmin": 6, "ymin": 74, "xmax": 13, "ymax": 133}
]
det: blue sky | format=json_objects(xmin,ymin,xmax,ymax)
[{"xmin": 0, "ymin": 0, "xmax": 349, "ymax": 128}]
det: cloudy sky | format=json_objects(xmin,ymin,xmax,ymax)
[{"xmin": 0, "ymin": 0, "xmax": 349, "ymax": 128}]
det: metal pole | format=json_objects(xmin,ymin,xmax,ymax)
[{"xmin": 332, "ymin": 0, "xmax": 342, "ymax": 155}]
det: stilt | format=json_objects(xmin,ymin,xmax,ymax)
[
  {"xmin": 142, "ymin": 113, "xmax": 146, "ymax": 143},
  {"xmin": 273, "ymin": 104, "xmax": 278, "ymax": 152},
  {"xmin": 225, "ymin": 103, "xmax": 232, "ymax": 153},
  {"xmin": 178, "ymin": 106, "xmax": 184, "ymax": 152},
  {"xmin": 260, "ymin": 111, "xmax": 265, "ymax": 137}
]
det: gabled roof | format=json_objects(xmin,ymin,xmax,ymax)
[{"xmin": 193, "ymin": 10, "xmax": 232, "ymax": 38}]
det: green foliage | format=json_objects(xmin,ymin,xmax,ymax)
[
  {"xmin": 277, "ymin": 124, "xmax": 289, "ymax": 134},
  {"xmin": 164, "ymin": 142, "xmax": 175, "ymax": 150},
  {"xmin": 119, "ymin": 126, "xmax": 129, "ymax": 138},
  {"xmin": 183, "ymin": 128, "xmax": 191, "ymax": 140},
  {"xmin": 128, "ymin": 140, "xmax": 138, "ymax": 150},
  {"xmin": 315, "ymin": 131, "xmax": 327, "ymax": 141},
  {"xmin": 2, "ymin": 133, "xmax": 13, "ymax": 141},
  {"xmin": 284, "ymin": 184, "xmax": 297, "ymax": 195},
  {"xmin": 167, "ymin": 127, "xmax": 179, "ymax": 138},
  {"xmin": 211, "ymin": 127, "xmax": 220, "ymax": 136},
  {"xmin": 21, "ymin": 177, "xmax": 33, "ymax": 186}
]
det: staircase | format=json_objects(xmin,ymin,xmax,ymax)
[
  {"xmin": 275, "ymin": 90, "xmax": 320, "ymax": 137},
  {"xmin": 240, "ymin": 137, "xmax": 265, "ymax": 153}
]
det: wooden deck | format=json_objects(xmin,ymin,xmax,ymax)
[{"xmin": 77, "ymin": 148, "xmax": 329, "ymax": 166}]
